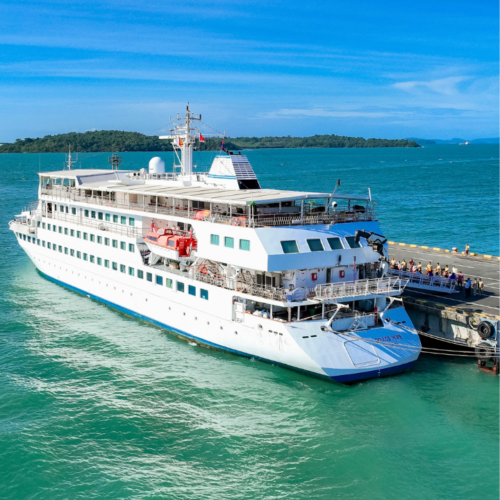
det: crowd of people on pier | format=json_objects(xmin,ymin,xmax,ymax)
[{"xmin": 389, "ymin": 258, "xmax": 485, "ymax": 297}]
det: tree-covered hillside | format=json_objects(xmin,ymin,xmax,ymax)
[{"xmin": 0, "ymin": 130, "xmax": 419, "ymax": 153}]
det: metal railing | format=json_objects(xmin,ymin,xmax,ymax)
[
  {"xmin": 40, "ymin": 186, "xmax": 375, "ymax": 228},
  {"xmin": 388, "ymin": 269, "xmax": 459, "ymax": 293},
  {"xmin": 315, "ymin": 277, "xmax": 406, "ymax": 300}
]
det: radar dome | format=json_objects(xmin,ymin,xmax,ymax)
[{"xmin": 149, "ymin": 157, "xmax": 165, "ymax": 174}]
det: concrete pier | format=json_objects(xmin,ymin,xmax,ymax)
[{"xmin": 388, "ymin": 243, "xmax": 499, "ymax": 373}]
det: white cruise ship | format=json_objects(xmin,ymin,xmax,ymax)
[{"xmin": 9, "ymin": 106, "xmax": 421, "ymax": 383}]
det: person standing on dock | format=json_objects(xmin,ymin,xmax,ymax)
[
  {"xmin": 478, "ymin": 279, "xmax": 484, "ymax": 296},
  {"xmin": 435, "ymin": 263, "xmax": 441, "ymax": 275},
  {"xmin": 417, "ymin": 262, "xmax": 422, "ymax": 273},
  {"xmin": 472, "ymin": 278, "xmax": 479, "ymax": 296},
  {"xmin": 465, "ymin": 243, "xmax": 470, "ymax": 256},
  {"xmin": 457, "ymin": 271, "xmax": 464, "ymax": 290},
  {"xmin": 465, "ymin": 278, "xmax": 472, "ymax": 298},
  {"xmin": 426, "ymin": 262, "xmax": 432, "ymax": 275}
]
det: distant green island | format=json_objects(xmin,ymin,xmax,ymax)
[{"xmin": 0, "ymin": 130, "xmax": 419, "ymax": 153}]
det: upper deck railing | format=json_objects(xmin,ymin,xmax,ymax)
[
  {"xmin": 388, "ymin": 269, "xmax": 459, "ymax": 294},
  {"xmin": 314, "ymin": 277, "xmax": 407, "ymax": 301},
  {"xmin": 40, "ymin": 185, "xmax": 375, "ymax": 228}
]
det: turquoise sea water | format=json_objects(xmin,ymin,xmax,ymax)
[{"xmin": 0, "ymin": 146, "xmax": 498, "ymax": 499}]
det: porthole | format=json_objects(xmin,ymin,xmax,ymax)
[
  {"xmin": 258, "ymin": 324, "xmax": 263, "ymax": 331},
  {"xmin": 234, "ymin": 331, "xmax": 238, "ymax": 335},
  {"xmin": 220, "ymin": 326, "xmax": 223, "ymax": 330},
  {"xmin": 207, "ymin": 321, "xmax": 210, "ymax": 325}
]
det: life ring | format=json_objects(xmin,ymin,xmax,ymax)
[{"xmin": 201, "ymin": 266, "xmax": 208, "ymax": 275}]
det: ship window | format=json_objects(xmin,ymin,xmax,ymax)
[
  {"xmin": 166, "ymin": 278, "xmax": 173, "ymax": 288},
  {"xmin": 177, "ymin": 282, "xmax": 185, "ymax": 292},
  {"xmin": 42, "ymin": 241, "xmax": 46, "ymax": 247},
  {"xmin": 47, "ymin": 241, "xmax": 50, "ymax": 248},
  {"xmin": 225, "ymin": 237, "xmax": 234, "ymax": 249},
  {"xmin": 83, "ymin": 253, "xmax": 88, "ymax": 260},
  {"xmin": 105, "ymin": 214, "xmax": 111, "ymax": 222},
  {"xmin": 146, "ymin": 272, "xmax": 152, "ymax": 282},
  {"xmin": 64, "ymin": 247, "xmax": 68, "ymax": 254},
  {"xmin": 281, "ymin": 240, "xmax": 300, "ymax": 254},
  {"xmin": 327, "ymin": 237, "xmax": 343, "ymax": 250},
  {"xmin": 53, "ymin": 243, "xmax": 57, "ymax": 251},
  {"xmin": 77, "ymin": 231, "xmax": 81, "ymax": 238},
  {"xmin": 77, "ymin": 251, "xmax": 81, "ymax": 259},
  {"xmin": 84, "ymin": 210, "xmax": 89, "ymax": 217},
  {"xmin": 90, "ymin": 255, "xmax": 95, "ymax": 263},
  {"xmin": 239, "ymin": 239, "xmax": 250, "ymax": 251},
  {"xmin": 120, "ymin": 264, "xmax": 126, "ymax": 273},
  {"xmin": 37, "ymin": 240, "xmax": 40, "ymax": 246},
  {"xmin": 97, "ymin": 257, "xmax": 102, "ymax": 265},
  {"xmin": 345, "ymin": 236, "xmax": 361, "ymax": 249},
  {"xmin": 210, "ymin": 234, "xmax": 219, "ymax": 245},
  {"xmin": 91, "ymin": 211, "xmax": 96, "ymax": 219},
  {"xmin": 48, "ymin": 224, "xmax": 51, "ymax": 230},
  {"xmin": 70, "ymin": 249, "xmax": 74, "ymax": 256},
  {"xmin": 42, "ymin": 223, "xmax": 46, "ymax": 229},
  {"xmin": 60, "ymin": 205, "xmax": 64, "ymax": 212},
  {"xmin": 121, "ymin": 216, "xmax": 126, "ymax": 225},
  {"xmin": 98, "ymin": 212, "xmax": 103, "ymax": 220},
  {"xmin": 138, "ymin": 270, "xmax": 143, "ymax": 279},
  {"xmin": 129, "ymin": 218, "xmax": 135, "ymax": 227},
  {"xmin": 200, "ymin": 289, "xmax": 209, "ymax": 300},
  {"xmin": 188, "ymin": 285, "xmax": 196, "ymax": 296},
  {"xmin": 105, "ymin": 238, "xmax": 110, "ymax": 246},
  {"xmin": 72, "ymin": 208, "xmax": 76, "ymax": 215},
  {"xmin": 53, "ymin": 226, "xmax": 56, "ymax": 232},
  {"xmin": 58, "ymin": 226, "xmax": 62, "ymax": 234},
  {"xmin": 97, "ymin": 236, "xmax": 102, "ymax": 244},
  {"xmin": 112, "ymin": 240, "xmax": 118, "ymax": 248},
  {"xmin": 128, "ymin": 267, "xmax": 134, "ymax": 276},
  {"xmin": 307, "ymin": 239, "xmax": 324, "ymax": 252},
  {"xmin": 120, "ymin": 241, "xmax": 126, "ymax": 250},
  {"xmin": 105, "ymin": 260, "xmax": 109, "ymax": 268},
  {"xmin": 113, "ymin": 215, "xmax": 118, "ymax": 223},
  {"xmin": 167, "ymin": 240, "xmax": 175, "ymax": 248},
  {"xmin": 71, "ymin": 229, "xmax": 74, "ymax": 237},
  {"xmin": 128, "ymin": 243, "xmax": 134, "ymax": 253},
  {"xmin": 112, "ymin": 262, "xmax": 118, "ymax": 271},
  {"xmin": 90, "ymin": 234, "xmax": 95, "ymax": 242},
  {"xmin": 83, "ymin": 233, "xmax": 88, "ymax": 240},
  {"xmin": 64, "ymin": 228, "xmax": 68, "ymax": 235},
  {"xmin": 156, "ymin": 275, "xmax": 163, "ymax": 285},
  {"xmin": 65, "ymin": 206, "xmax": 68, "ymax": 213}
]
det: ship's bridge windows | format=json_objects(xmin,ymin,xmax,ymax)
[
  {"xmin": 84, "ymin": 210, "xmax": 89, "ymax": 217},
  {"xmin": 72, "ymin": 208, "xmax": 76, "ymax": 215},
  {"xmin": 200, "ymin": 289, "xmax": 209, "ymax": 300},
  {"xmin": 188, "ymin": 285, "xmax": 196, "ymax": 296},
  {"xmin": 121, "ymin": 216, "xmax": 126, "ymax": 225},
  {"xmin": 112, "ymin": 262, "xmax": 118, "ymax": 271},
  {"xmin": 113, "ymin": 215, "xmax": 119, "ymax": 223},
  {"xmin": 129, "ymin": 217, "xmax": 135, "ymax": 227},
  {"xmin": 98, "ymin": 212, "xmax": 103, "ymax": 220},
  {"xmin": 137, "ymin": 270, "xmax": 143, "ymax": 279},
  {"xmin": 177, "ymin": 282, "xmax": 185, "ymax": 292},
  {"xmin": 239, "ymin": 239, "xmax": 250, "ymax": 251},
  {"xmin": 156, "ymin": 275, "xmax": 163, "ymax": 285},
  {"xmin": 128, "ymin": 243, "xmax": 134, "ymax": 253},
  {"xmin": 146, "ymin": 272, "xmax": 153, "ymax": 282},
  {"xmin": 128, "ymin": 267, "xmax": 134, "ymax": 276},
  {"xmin": 120, "ymin": 242, "xmax": 126, "ymax": 250},
  {"xmin": 281, "ymin": 240, "xmax": 300, "ymax": 254},
  {"xmin": 91, "ymin": 211, "xmax": 96, "ymax": 219},
  {"xmin": 105, "ymin": 214, "xmax": 111, "ymax": 222},
  {"xmin": 345, "ymin": 236, "xmax": 362, "ymax": 249},
  {"xmin": 307, "ymin": 239, "xmax": 324, "ymax": 252},
  {"xmin": 225, "ymin": 237, "xmax": 234, "ymax": 249},
  {"xmin": 210, "ymin": 234, "xmax": 219, "ymax": 245}
]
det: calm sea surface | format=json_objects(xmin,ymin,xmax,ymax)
[{"xmin": 0, "ymin": 146, "xmax": 498, "ymax": 499}]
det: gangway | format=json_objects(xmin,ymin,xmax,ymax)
[{"xmin": 388, "ymin": 269, "xmax": 459, "ymax": 294}]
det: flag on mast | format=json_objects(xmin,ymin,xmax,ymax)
[
  {"xmin": 199, "ymin": 133, "xmax": 205, "ymax": 142},
  {"xmin": 179, "ymin": 138, "xmax": 183, "ymax": 146},
  {"xmin": 221, "ymin": 139, "xmax": 224, "ymax": 150}
]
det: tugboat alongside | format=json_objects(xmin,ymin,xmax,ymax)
[{"xmin": 9, "ymin": 105, "xmax": 421, "ymax": 383}]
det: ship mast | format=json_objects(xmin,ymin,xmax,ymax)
[
  {"xmin": 158, "ymin": 103, "xmax": 224, "ymax": 176},
  {"xmin": 64, "ymin": 145, "xmax": 78, "ymax": 170}
]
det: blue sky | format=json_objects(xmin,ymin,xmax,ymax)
[{"xmin": 0, "ymin": 0, "xmax": 498, "ymax": 141}]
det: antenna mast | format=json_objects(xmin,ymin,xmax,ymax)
[
  {"xmin": 108, "ymin": 153, "xmax": 122, "ymax": 170},
  {"xmin": 64, "ymin": 145, "xmax": 78, "ymax": 170}
]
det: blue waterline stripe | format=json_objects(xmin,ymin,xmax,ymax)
[{"xmin": 39, "ymin": 270, "xmax": 413, "ymax": 384}]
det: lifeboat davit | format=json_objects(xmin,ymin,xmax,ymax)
[{"xmin": 144, "ymin": 224, "xmax": 197, "ymax": 260}]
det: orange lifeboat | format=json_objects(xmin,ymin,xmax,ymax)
[{"xmin": 144, "ymin": 224, "xmax": 197, "ymax": 259}]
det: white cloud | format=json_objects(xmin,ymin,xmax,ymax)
[{"xmin": 393, "ymin": 76, "xmax": 468, "ymax": 95}]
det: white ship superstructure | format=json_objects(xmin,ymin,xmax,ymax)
[{"xmin": 9, "ymin": 105, "xmax": 421, "ymax": 383}]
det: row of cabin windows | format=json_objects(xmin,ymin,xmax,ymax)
[
  {"xmin": 40, "ymin": 223, "xmax": 135, "ymax": 252},
  {"xmin": 19, "ymin": 233, "xmax": 209, "ymax": 300},
  {"xmin": 210, "ymin": 234, "xmax": 250, "ymax": 251},
  {"xmin": 280, "ymin": 236, "xmax": 361, "ymax": 254},
  {"xmin": 52, "ymin": 204, "xmax": 135, "ymax": 226}
]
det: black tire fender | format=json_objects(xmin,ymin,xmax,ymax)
[{"xmin": 477, "ymin": 321, "xmax": 495, "ymax": 339}]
